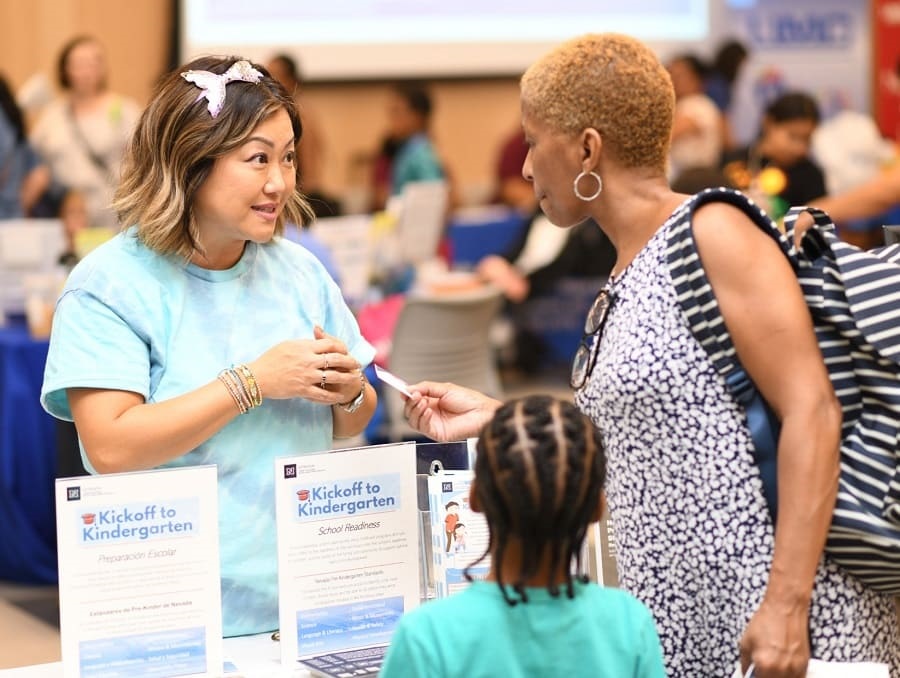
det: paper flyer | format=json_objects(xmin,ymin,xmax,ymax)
[
  {"xmin": 732, "ymin": 659, "xmax": 889, "ymax": 678},
  {"xmin": 427, "ymin": 471, "xmax": 490, "ymax": 599},
  {"xmin": 274, "ymin": 443, "xmax": 420, "ymax": 667},
  {"xmin": 592, "ymin": 515, "xmax": 619, "ymax": 587},
  {"xmin": 55, "ymin": 466, "xmax": 222, "ymax": 678},
  {"xmin": 414, "ymin": 440, "xmax": 476, "ymax": 601}
]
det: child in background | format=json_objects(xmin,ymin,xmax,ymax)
[
  {"xmin": 56, "ymin": 189, "xmax": 117, "ymax": 269},
  {"xmin": 451, "ymin": 523, "xmax": 466, "ymax": 554},
  {"xmin": 444, "ymin": 500, "xmax": 459, "ymax": 553},
  {"xmin": 381, "ymin": 395, "xmax": 666, "ymax": 678},
  {"xmin": 57, "ymin": 190, "xmax": 89, "ymax": 268}
]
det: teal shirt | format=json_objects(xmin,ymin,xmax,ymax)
[
  {"xmin": 381, "ymin": 580, "xmax": 666, "ymax": 678},
  {"xmin": 390, "ymin": 133, "xmax": 444, "ymax": 196},
  {"xmin": 41, "ymin": 228, "xmax": 375, "ymax": 637}
]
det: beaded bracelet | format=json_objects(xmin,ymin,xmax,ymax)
[
  {"xmin": 218, "ymin": 364, "xmax": 263, "ymax": 415},
  {"xmin": 218, "ymin": 368, "xmax": 249, "ymax": 414},
  {"xmin": 236, "ymin": 363, "xmax": 263, "ymax": 408},
  {"xmin": 228, "ymin": 368, "xmax": 254, "ymax": 409}
]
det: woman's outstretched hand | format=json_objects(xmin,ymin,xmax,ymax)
[{"xmin": 403, "ymin": 381, "xmax": 502, "ymax": 442}]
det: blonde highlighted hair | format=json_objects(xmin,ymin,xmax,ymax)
[
  {"xmin": 520, "ymin": 33, "xmax": 674, "ymax": 172},
  {"xmin": 113, "ymin": 56, "xmax": 312, "ymax": 259}
]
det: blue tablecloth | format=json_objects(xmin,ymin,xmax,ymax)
[
  {"xmin": 446, "ymin": 207, "xmax": 529, "ymax": 267},
  {"xmin": 0, "ymin": 321, "xmax": 58, "ymax": 583}
]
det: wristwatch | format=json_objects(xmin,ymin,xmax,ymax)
[{"xmin": 338, "ymin": 376, "xmax": 367, "ymax": 414}]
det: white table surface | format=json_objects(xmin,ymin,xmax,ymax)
[{"xmin": 0, "ymin": 633, "xmax": 314, "ymax": 678}]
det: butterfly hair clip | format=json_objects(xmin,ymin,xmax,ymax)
[{"xmin": 181, "ymin": 60, "xmax": 264, "ymax": 118}]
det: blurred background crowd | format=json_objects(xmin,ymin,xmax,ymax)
[{"xmin": 1, "ymin": 0, "xmax": 900, "ymax": 411}]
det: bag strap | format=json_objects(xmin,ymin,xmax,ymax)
[
  {"xmin": 66, "ymin": 103, "xmax": 111, "ymax": 178},
  {"xmin": 785, "ymin": 204, "xmax": 900, "ymax": 366},
  {"xmin": 666, "ymin": 188, "xmax": 786, "ymax": 519}
]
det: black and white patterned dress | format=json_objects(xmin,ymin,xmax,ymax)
[{"xmin": 575, "ymin": 208, "xmax": 900, "ymax": 677}]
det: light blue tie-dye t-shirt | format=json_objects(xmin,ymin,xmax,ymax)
[{"xmin": 41, "ymin": 227, "xmax": 376, "ymax": 637}]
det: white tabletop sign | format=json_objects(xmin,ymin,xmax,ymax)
[
  {"xmin": 274, "ymin": 443, "xmax": 420, "ymax": 667},
  {"xmin": 55, "ymin": 466, "xmax": 222, "ymax": 678}
]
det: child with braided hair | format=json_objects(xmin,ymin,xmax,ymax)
[{"xmin": 381, "ymin": 395, "xmax": 665, "ymax": 677}]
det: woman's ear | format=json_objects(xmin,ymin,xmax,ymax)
[
  {"xmin": 581, "ymin": 127, "xmax": 603, "ymax": 170},
  {"xmin": 468, "ymin": 481, "xmax": 482, "ymax": 514}
]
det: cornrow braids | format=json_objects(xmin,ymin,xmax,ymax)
[{"xmin": 471, "ymin": 395, "xmax": 606, "ymax": 606}]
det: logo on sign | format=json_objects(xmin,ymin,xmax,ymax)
[{"xmin": 747, "ymin": 11, "xmax": 853, "ymax": 47}]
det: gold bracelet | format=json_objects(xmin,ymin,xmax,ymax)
[
  {"xmin": 218, "ymin": 369, "xmax": 248, "ymax": 414},
  {"xmin": 236, "ymin": 364, "xmax": 262, "ymax": 408},
  {"xmin": 226, "ymin": 368, "xmax": 254, "ymax": 411}
]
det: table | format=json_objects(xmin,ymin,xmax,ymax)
[
  {"xmin": 0, "ymin": 633, "xmax": 315, "ymax": 677},
  {"xmin": 446, "ymin": 206, "xmax": 529, "ymax": 267},
  {"xmin": 0, "ymin": 320, "xmax": 58, "ymax": 584}
]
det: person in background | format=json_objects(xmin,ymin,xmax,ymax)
[
  {"xmin": 705, "ymin": 39, "xmax": 749, "ymax": 114},
  {"xmin": 381, "ymin": 395, "xmax": 666, "ymax": 678},
  {"xmin": 371, "ymin": 83, "xmax": 445, "ymax": 211},
  {"xmin": 56, "ymin": 189, "xmax": 89, "ymax": 269},
  {"xmin": 807, "ymin": 165, "xmax": 900, "ymax": 249},
  {"xmin": 370, "ymin": 134, "xmax": 400, "ymax": 212},
  {"xmin": 403, "ymin": 33, "xmax": 900, "ymax": 677},
  {"xmin": 282, "ymin": 220, "xmax": 341, "ymax": 284},
  {"xmin": 722, "ymin": 91, "xmax": 826, "ymax": 221},
  {"xmin": 668, "ymin": 53, "xmax": 723, "ymax": 182},
  {"xmin": 477, "ymin": 212, "xmax": 615, "ymax": 371},
  {"xmin": 265, "ymin": 53, "xmax": 339, "ymax": 217},
  {"xmin": 30, "ymin": 35, "xmax": 139, "ymax": 229},
  {"xmin": 40, "ymin": 56, "xmax": 377, "ymax": 637},
  {"xmin": 493, "ymin": 127, "xmax": 536, "ymax": 213},
  {"xmin": 0, "ymin": 74, "xmax": 49, "ymax": 219},
  {"xmin": 705, "ymin": 39, "xmax": 749, "ymax": 152},
  {"xmin": 266, "ymin": 55, "xmax": 340, "ymax": 279}
]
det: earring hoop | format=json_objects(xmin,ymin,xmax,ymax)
[{"xmin": 573, "ymin": 171, "xmax": 603, "ymax": 201}]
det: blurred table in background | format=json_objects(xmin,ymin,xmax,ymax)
[
  {"xmin": 0, "ymin": 319, "xmax": 58, "ymax": 584},
  {"xmin": 446, "ymin": 206, "xmax": 529, "ymax": 268}
]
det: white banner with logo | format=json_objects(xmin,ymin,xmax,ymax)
[
  {"xmin": 721, "ymin": 0, "xmax": 872, "ymax": 146},
  {"xmin": 55, "ymin": 466, "xmax": 222, "ymax": 678},
  {"xmin": 274, "ymin": 443, "xmax": 419, "ymax": 667}
]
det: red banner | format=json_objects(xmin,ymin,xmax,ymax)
[{"xmin": 874, "ymin": 0, "xmax": 900, "ymax": 140}]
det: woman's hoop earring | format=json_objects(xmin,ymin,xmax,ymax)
[{"xmin": 573, "ymin": 171, "xmax": 603, "ymax": 201}]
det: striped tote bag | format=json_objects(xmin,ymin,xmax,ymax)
[{"xmin": 667, "ymin": 187, "xmax": 900, "ymax": 594}]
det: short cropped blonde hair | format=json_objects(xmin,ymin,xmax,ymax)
[
  {"xmin": 114, "ymin": 56, "xmax": 312, "ymax": 259},
  {"xmin": 520, "ymin": 33, "xmax": 674, "ymax": 172}
]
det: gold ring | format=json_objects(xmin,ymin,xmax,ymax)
[
  {"xmin": 320, "ymin": 370, "xmax": 327, "ymax": 389},
  {"xmin": 324, "ymin": 354, "xmax": 330, "ymax": 370}
]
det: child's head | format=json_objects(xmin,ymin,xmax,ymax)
[
  {"xmin": 759, "ymin": 91, "xmax": 821, "ymax": 168},
  {"xmin": 453, "ymin": 523, "xmax": 466, "ymax": 537},
  {"xmin": 473, "ymin": 395, "xmax": 606, "ymax": 604},
  {"xmin": 387, "ymin": 83, "xmax": 433, "ymax": 139}
]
